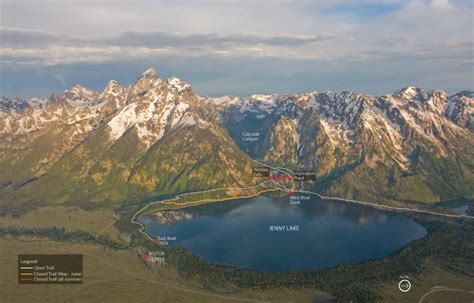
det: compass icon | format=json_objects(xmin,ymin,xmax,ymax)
[{"xmin": 398, "ymin": 279, "xmax": 412, "ymax": 293}]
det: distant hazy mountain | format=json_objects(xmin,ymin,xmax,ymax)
[{"xmin": 1, "ymin": 68, "xmax": 473, "ymax": 212}]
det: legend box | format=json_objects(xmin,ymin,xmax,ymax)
[{"xmin": 18, "ymin": 254, "xmax": 83, "ymax": 284}]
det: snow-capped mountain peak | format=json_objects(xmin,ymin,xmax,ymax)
[
  {"xmin": 140, "ymin": 67, "xmax": 158, "ymax": 79},
  {"xmin": 1, "ymin": 69, "xmax": 473, "ymax": 210},
  {"xmin": 66, "ymin": 84, "xmax": 97, "ymax": 98},
  {"xmin": 63, "ymin": 84, "xmax": 99, "ymax": 107},
  {"xmin": 395, "ymin": 86, "xmax": 427, "ymax": 101},
  {"xmin": 100, "ymin": 80, "xmax": 124, "ymax": 98},
  {"xmin": 167, "ymin": 76, "xmax": 191, "ymax": 93},
  {"xmin": 105, "ymin": 69, "xmax": 204, "ymax": 148}
]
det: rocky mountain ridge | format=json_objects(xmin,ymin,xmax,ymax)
[
  {"xmin": 0, "ymin": 68, "xmax": 254, "ymax": 212},
  {"xmin": 1, "ymin": 68, "xmax": 473, "ymax": 211}
]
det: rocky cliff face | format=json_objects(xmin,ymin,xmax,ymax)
[
  {"xmin": 0, "ymin": 68, "xmax": 254, "ymax": 211},
  {"xmin": 1, "ymin": 68, "xmax": 473, "ymax": 211},
  {"xmin": 217, "ymin": 86, "xmax": 474, "ymax": 204}
]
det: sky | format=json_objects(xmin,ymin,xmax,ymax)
[{"xmin": 0, "ymin": 0, "xmax": 473, "ymax": 98}]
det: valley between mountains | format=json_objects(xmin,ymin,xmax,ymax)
[
  {"xmin": 1, "ymin": 67, "xmax": 473, "ymax": 303},
  {"xmin": 1, "ymin": 67, "xmax": 473, "ymax": 217}
]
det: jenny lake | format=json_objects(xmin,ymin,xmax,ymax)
[{"xmin": 140, "ymin": 195, "xmax": 427, "ymax": 271}]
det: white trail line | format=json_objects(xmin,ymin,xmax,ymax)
[
  {"xmin": 129, "ymin": 159, "xmax": 473, "ymax": 300},
  {"xmin": 132, "ymin": 160, "xmax": 474, "ymax": 240},
  {"xmin": 418, "ymin": 286, "xmax": 474, "ymax": 303},
  {"xmin": 132, "ymin": 180, "xmax": 274, "ymax": 240}
]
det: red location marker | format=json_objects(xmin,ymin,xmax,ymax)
[
  {"xmin": 151, "ymin": 239, "xmax": 158, "ymax": 245},
  {"xmin": 288, "ymin": 175, "xmax": 293, "ymax": 181},
  {"xmin": 144, "ymin": 252, "xmax": 149, "ymax": 261},
  {"xmin": 288, "ymin": 191, "xmax": 294, "ymax": 196}
]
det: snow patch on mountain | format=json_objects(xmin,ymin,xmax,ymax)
[
  {"xmin": 167, "ymin": 76, "xmax": 191, "ymax": 93},
  {"xmin": 108, "ymin": 102, "xmax": 138, "ymax": 140},
  {"xmin": 140, "ymin": 67, "xmax": 157, "ymax": 78}
]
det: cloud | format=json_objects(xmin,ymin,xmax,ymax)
[
  {"xmin": 0, "ymin": 28, "xmax": 65, "ymax": 48},
  {"xmin": 0, "ymin": 27, "xmax": 341, "ymax": 48},
  {"xmin": 430, "ymin": 0, "xmax": 455, "ymax": 9},
  {"xmin": 0, "ymin": 0, "xmax": 472, "ymax": 97},
  {"xmin": 0, "ymin": 0, "xmax": 471, "ymax": 66},
  {"xmin": 0, "ymin": 27, "xmax": 348, "ymax": 64},
  {"xmin": 106, "ymin": 31, "xmax": 342, "ymax": 48}
]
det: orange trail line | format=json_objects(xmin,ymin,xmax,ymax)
[{"xmin": 161, "ymin": 188, "xmax": 279, "ymax": 206}]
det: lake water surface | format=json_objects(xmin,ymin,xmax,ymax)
[{"xmin": 140, "ymin": 195, "xmax": 427, "ymax": 271}]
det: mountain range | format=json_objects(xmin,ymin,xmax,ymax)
[{"xmin": 1, "ymin": 67, "xmax": 473, "ymax": 213}]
